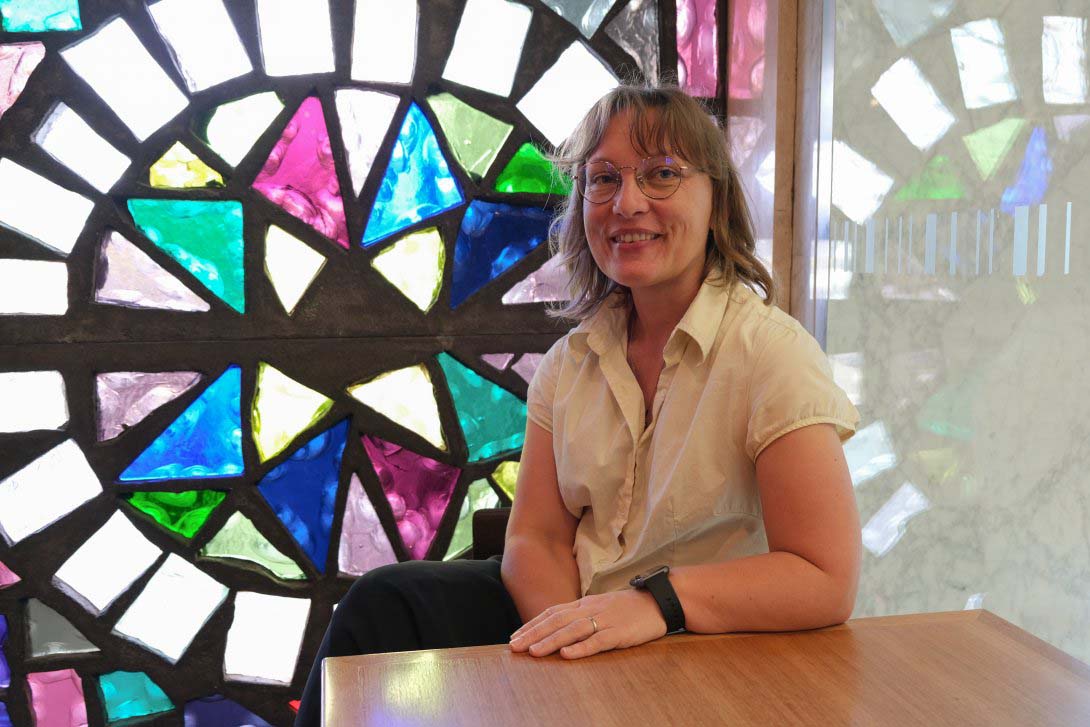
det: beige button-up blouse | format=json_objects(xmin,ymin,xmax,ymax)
[{"xmin": 527, "ymin": 276, "xmax": 860, "ymax": 596}]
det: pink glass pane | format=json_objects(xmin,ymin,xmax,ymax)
[
  {"xmin": 0, "ymin": 559, "xmax": 17, "ymax": 588},
  {"xmin": 253, "ymin": 97, "xmax": 349, "ymax": 249},
  {"xmin": 0, "ymin": 42, "xmax": 45, "ymax": 122},
  {"xmin": 727, "ymin": 0, "xmax": 766, "ymax": 100},
  {"xmin": 28, "ymin": 669, "xmax": 88, "ymax": 727},
  {"xmin": 338, "ymin": 473, "xmax": 398, "ymax": 576},
  {"xmin": 501, "ymin": 254, "xmax": 569, "ymax": 305},
  {"xmin": 511, "ymin": 354, "xmax": 543, "ymax": 384},
  {"xmin": 481, "ymin": 353, "xmax": 515, "ymax": 371},
  {"xmin": 95, "ymin": 371, "xmax": 203, "ymax": 441},
  {"xmin": 676, "ymin": 0, "xmax": 718, "ymax": 97},
  {"xmin": 362, "ymin": 435, "xmax": 460, "ymax": 560}
]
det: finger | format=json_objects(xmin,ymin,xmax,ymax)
[
  {"xmin": 527, "ymin": 615, "xmax": 597, "ymax": 657},
  {"xmin": 510, "ymin": 602, "xmax": 579, "ymax": 643},
  {"xmin": 559, "ymin": 630, "xmax": 618, "ymax": 660}
]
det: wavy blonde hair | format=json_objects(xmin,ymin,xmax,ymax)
[{"xmin": 548, "ymin": 84, "xmax": 775, "ymax": 320}]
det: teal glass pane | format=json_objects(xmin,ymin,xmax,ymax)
[
  {"xmin": 127, "ymin": 199, "xmax": 246, "ymax": 313},
  {"xmin": 361, "ymin": 103, "xmax": 464, "ymax": 247},
  {"xmin": 119, "ymin": 366, "xmax": 243, "ymax": 482},
  {"xmin": 98, "ymin": 671, "xmax": 173, "ymax": 724},
  {"xmin": 436, "ymin": 353, "xmax": 527, "ymax": 462},
  {"xmin": 0, "ymin": 0, "xmax": 81, "ymax": 32},
  {"xmin": 451, "ymin": 200, "xmax": 551, "ymax": 307}
]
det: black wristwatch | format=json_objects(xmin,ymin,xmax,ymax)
[{"xmin": 630, "ymin": 565, "xmax": 686, "ymax": 634}]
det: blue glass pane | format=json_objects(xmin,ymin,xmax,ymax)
[
  {"xmin": 1000, "ymin": 126, "xmax": 1053, "ymax": 214},
  {"xmin": 0, "ymin": 615, "xmax": 9, "ymax": 689},
  {"xmin": 99, "ymin": 671, "xmax": 173, "ymax": 724},
  {"xmin": 184, "ymin": 696, "xmax": 272, "ymax": 727},
  {"xmin": 0, "ymin": 0, "xmax": 81, "ymax": 32},
  {"xmin": 0, "ymin": 701, "xmax": 10, "ymax": 727},
  {"xmin": 258, "ymin": 418, "xmax": 348, "ymax": 573},
  {"xmin": 437, "ymin": 353, "xmax": 527, "ymax": 462},
  {"xmin": 451, "ymin": 200, "xmax": 551, "ymax": 307},
  {"xmin": 119, "ymin": 366, "xmax": 243, "ymax": 482},
  {"xmin": 362, "ymin": 103, "xmax": 464, "ymax": 247}
]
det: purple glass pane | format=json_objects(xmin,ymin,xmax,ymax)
[
  {"xmin": 96, "ymin": 371, "xmax": 203, "ymax": 441},
  {"xmin": 480, "ymin": 353, "xmax": 515, "ymax": 371},
  {"xmin": 338, "ymin": 473, "xmax": 398, "ymax": 576},
  {"xmin": 253, "ymin": 97, "xmax": 349, "ymax": 249},
  {"xmin": 0, "ymin": 42, "xmax": 45, "ymax": 122},
  {"xmin": 27, "ymin": 669, "xmax": 88, "ymax": 727},
  {"xmin": 511, "ymin": 353, "xmax": 544, "ymax": 384},
  {"xmin": 0, "ymin": 701, "xmax": 10, "ymax": 727},
  {"xmin": 0, "ymin": 615, "xmax": 9, "ymax": 689},
  {"xmin": 727, "ymin": 0, "xmax": 766, "ymax": 100},
  {"xmin": 0, "ymin": 559, "xmax": 17, "ymax": 588},
  {"xmin": 1000, "ymin": 126, "xmax": 1053, "ymax": 214},
  {"xmin": 183, "ymin": 695, "xmax": 272, "ymax": 726},
  {"xmin": 677, "ymin": 0, "xmax": 718, "ymax": 97},
  {"xmin": 501, "ymin": 254, "xmax": 569, "ymax": 304},
  {"xmin": 94, "ymin": 231, "xmax": 211, "ymax": 312},
  {"xmin": 362, "ymin": 435, "xmax": 460, "ymax": 560}
]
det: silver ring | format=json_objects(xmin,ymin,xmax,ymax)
[{"xmin": 588, "ymin": 616, "xmax": 599, "ymax": 634}]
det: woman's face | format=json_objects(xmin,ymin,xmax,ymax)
[{"xmin": 581, "ymin": 109, "xmax": 713, "ymax": 299}]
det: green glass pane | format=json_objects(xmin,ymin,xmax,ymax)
[
  {"xmin": 443, "ymin": 479, "xmax": 501, "ymax": 560},
  {"xmin": 0, "ymin": 0, "xmax": 81, "ymax": 32},
  {"xmin": 199, "ymin": 511, "xmax": 306, "ymax": 581},
  {"xmin": 127, "ymin": 199, "xmax": 246, "ymax": 313},
  {"xmin": 436, "ymin": 352, "xmax": 526, "ymax": 462},
  {"xmin": 98, "ymin": 671, "xmax": 173, "ymax": 724},
  {"xmin": 491, "ymin": 460, "xmax": 519, "ymax": 500},
  {"xmin": 427, "ymin": 92, "xmax": 513, "ymax": 180},
  {"xmin": 150, "ymin": 142, "xmax": 224, "ymax": 189},
  {"xmin": 371, "ymin": 227, "xmax": 445, "ymax": 313},
  {"xmin": 252, "ymin": 362, "xmax": 334, "ymax": 463},
  {"xmin": 122, "ymin": 490, "xmax": 226, "ymax": 539},
  {"xmin": 962, "ymin": 118, "xmax": 1026, "ymax": 181},
  {"xmin": 895, "ymin": 156, "xmax": 964, "ymax": 201},
  {"xmin": 494, "ymin": 143, "xmax": 571, "ymax": 195}
]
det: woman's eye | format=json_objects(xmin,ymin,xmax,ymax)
[
  {"xmin": 590, "ymin": 173, "xmax": 618, "ymax": 186},
  {"xmin": 648, "ymin": 166, "xmax": 680, "ymax": 180}
]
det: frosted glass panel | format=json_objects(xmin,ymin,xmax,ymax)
[
  {"xmin": 335, "ymin": 89, "xmax": 400, "ymax": 196},
  {"xmin": 205, "ymin": 93, "xmax": 284, "ymax": 167},
  {"xmin": 0, "ymin": 440, "xmax": 101, "ymax": 545},
  {"xmin": 871, "ymin": 58, "xmax": 955, "ymax": 152},
  {"xmin": 347, "ymin": 364, "xmax": 447, "ymax": 451},
  {"xmin": 443, "ymin": 0, "xmax": 533, "ymax": 97},
  {"xmin": 224, "ymin": 592, "xmax": 309, "ymax": 685},
  {"xmin": 516, "ymin": 42, "xmax": 618, "ymax": 146},
  {"xmin": 831, "ymin": 141, "xmax": 894, "ymax": 224},
  {"xmin": 950, "ymin": 19, "xmax": 1017, "ymax": 109},
  {"xmin": 0, "ymin": 371, "xmax": 67, "ymax": 433},
  {"xmin": 0, "ymin": 259, "xmax": 67, "ymax": 315},
  {"xmin": 0, "ymin": 158, "xmax": 94, "ymax": 256},
  {"xmin": 264, "ymin": 226, "xmax": 326, "ymax": 315},
  {"xmin": 149, "ymin": 0, "xmax": 253, "ymax": 93},
  {"xmin": 256, "ymin": 0, "xmax": 335, "ymax": 76},
  {"xmin": 60, "ymin": 18, "xmax": 188, "ymax": 142},
  {"xmin": 352, "ymin": 0, "xmax": 418, "ymax": 84},
  {"xmin": 33, "ymin": 103, "xmax": 131, "ymax": 194}
]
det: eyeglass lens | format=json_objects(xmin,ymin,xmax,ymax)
[{"xmin": 578, "ymin": 156, "xmax": 684, "ymax": 203}]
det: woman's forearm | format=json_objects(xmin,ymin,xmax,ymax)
[{"xmin": 500, "ymin": 536, "xmax": 582, "ymax": 624}]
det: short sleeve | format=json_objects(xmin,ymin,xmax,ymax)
[
  {"xmin": 745, "ymin": 319, "xmax": 860, "ymax": 462},
  {"xmin": 526, "ymin": 336, "xmax": 566, "ymax": 433}
]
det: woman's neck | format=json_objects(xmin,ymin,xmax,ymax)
[{"xmin": 627, "ymin": 272, "xmax": 704, "ymax": 346}]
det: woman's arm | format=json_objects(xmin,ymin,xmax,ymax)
[{"xmin": 500, "ymin": 420, "xmax": 582, "ymax": 623}]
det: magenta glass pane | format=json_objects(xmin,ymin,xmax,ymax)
[
  {"xmin": 253, "ymin": 97, "xmax": 349, "ymax": 249},
  {"xmin": 362, "ymin": 435, "xmax": 460, "ymax": 560},
  {"xmin": 676, "ymin": 0, "xmax": 718, "ymax": 97},
  {"xmin": 727, "ymin": 0, "xmax": 766, "ymax": 100},
  {"xmin": 27, "ymin": 669, "xmax": 88, "ymax": 727},
  {"xmin": 0, "ymin": 559, "xmax": 17, "ymax": 588},
  {"xmin": 0, "ymin": 42, "xmax": 45, "ymax": 122},
  {"xmin": 338, "ymin": 473, "xmax": 397, "ymax": 576}
]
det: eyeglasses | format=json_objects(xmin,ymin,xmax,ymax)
[{"xmin": 576, "ymin": 155, "xmax": 693, "ymax": 204}]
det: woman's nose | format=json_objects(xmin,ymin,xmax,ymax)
[{"xmin": 612, "ymin": 172, "xmax": 649, "ymax": 217}]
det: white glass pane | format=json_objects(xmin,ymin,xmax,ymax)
[
  {"xmin": 264, "ymin": 226, "xmax": 326, "ymax": 315},
  {"xmin": 861, "ymin": 483, "xmax": 930, "ymax": 557},
  {"xmin": 347, "ymin": 365, "xmax": 446, "ymax": 451},
  {"xmin": 33, "ymin": 103, "xmax": 130, "ymax": 194},
  {"xmin": 517, "ymin": 41, "xmax": 619, "ymax": 146},
  {"xmin": 60, "ymin": 17, "xmax": 188, "ymax": 141},
  {"xmin": 371, "ymin": 227, "xmax": 445, "ymax": 313},
  {"xmin": 0, "ymin": 371, "xmax": 67, "ymax": 432},
  {"xmin": 831, "ymin": 141, "xmax": 893, "ymax": 225},
  {"xmin": 871, "ymin": 58, "xmax": 955, "ymax": 152},
  {"xmin": 542, "ymin": 0, "xmax": 617, "ymax": 38},
  {"xmin": 755, "ymin": 151, "xmax": 776, "ymax": 195},
  {"xmin": 352, "ymin": 0, "xmax": 417, "ymax": 84},
  {"xmin": 335, "ymin": 89, "xmax": 400, "ymax": 196},
  {"xmin": 113, "ymin": 554, "xmax": 228, "ymax": 663},
  {"xmin": 53, "ymin": 511, "xmax": 161, "ymax": 614},
  {"xmin": 148, "ymin": 0, "xmax": 253, "ymax": 93},
  {"xmin": 442, "ymin": 0, "xmax": 533, "ymax": 97},
  {"xmin": 205, "ymin": 92, "xmax": 283, "ymax": 167},
  {"xmin": 256, "ymin": 0, "xmax": 334, "ymax": 77},
  {"xmin": 1043, "ymin": 16, "xmax": 1088, "ymax": 106},
  {"xmin": 224, "ymin": 592, "xmax": 310, "ymax": 685},
  {"xmin": 949, "ymin": 19, "xmax": 1017, "ymax": 110},
  {"xmin": 0, "ymin": 259, "xmax": 67, "ymax": 315},
  {"xmin": 844, "ymin": 420, "xmax": 897, "ymax": 487},
  {"xmin": 0, "ymin": 158, "xmax": 93, "ymax": 256},
  {"xmin": 0, "ymin": 440, "xmax": 101, "ymax": 545}
]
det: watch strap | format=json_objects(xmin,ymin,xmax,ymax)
[{"xmin": 642, "ymin": 571, "xmax": 686, "ymax": 634}]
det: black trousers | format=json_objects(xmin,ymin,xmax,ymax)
[{"xmin": 294, "ymin": 557, "xmax": 523, "ymax": 727}]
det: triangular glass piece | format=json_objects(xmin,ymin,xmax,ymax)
[
  {"xmin": 335, "ymin": 88, "xmax": 400, "ymax": 197},
  {"xmin": 361, "ymin": 103, "xmax": 465, "ymax": 247},
  {"xmin": 437, "ymin": 353, "xmax": 527, "ymax": 462},
  {"xmin": 895, "ymin": 156, "xmax": 965, "ymax": 200},
  {"xmin": 347, "ymin": 364, "xmax": 446, "ymax": 451},
  {"xmin": 99, "ymin": 671, "xmax": 173, "ymax": 724},
  {"xmin": 543, "ymin": 0, "xmax": 617, "ymax": 38},
  {"xmin": 728, "ymin": 116, "xmax": 766, "ymax": 167},
  {"xmin": 872, "ymin": 0, "xmax": 955, "ymax": 47},
  {"xmin": 605, "ymin": 0, "xmax": 659, "ymax": 83},
  {"xmin": 253, "ymin": 97, "xmax": 350, "ymax": 249},
  {"xmin": 257, "ymin": 418, "xmax": 348, "ymax": 573},
  {"xmin": 264, "ymin": 226, "xmax": 326, "ymax": 316},
  {"xmin": 492, "ymin": 460, "xmax": 519, "ymax": 499},
  {"xmin": 0, "ymin": 559, "xmax": 18, "ymax": 588},
  {"xmin": 962, "ymin": 118, "xmax": 1025, "ymax": 181},
  {"xmin": 443, "ymin": 478, "xmax": 500, "ymax": 560},
  {"xmin": 338, "ymin": 473, "xmax": 398, "ymax": 576},
  {"xmin": 252, "ymin": 362, "xmax": 334, "ymax": 463},
  {"xmin": 371, "ymin": 227, "xmax": 445, "ymax": 312},
  {"xmin": 150, "ymin": 142, "xmax": 225, "ymax": 189},
  {"xmin": 128, "ymin": 199, "xmax": 246, "ymax": 313},
  {"xmin": 494, "ymin": 143, "xmax": 571, "ymax": 195},
  {"xmin": 501, "ymin": 253, "xmax": 569, "ymax": 304},
  {"xmin": 511, "ymin": 353, "xmax": 544, "ymax": 384},
  {"xmin": 1000, "ymin": 127, "xmax": 1052, "ymax": 214},
  {"xmin": 451, "ymin": 200, "xmax": 551, "ymax": 307},
  {"xmin": 95, "ymin": 231, "xmax": 212, "ymax": 313},
  {"xmin": 202, "ymin": 92, "xmax": 284, "ymax": 167},
  {"xmin": 96, "ymin": 370, "xmax": 204, "ymax": 442},
  {"xmin": 184, "ymin": 696, "xmax": 273, "ymax": 727},
  {"xmin": 481, "ymin": 353, "xmax": 514, "ymax": 370},
  {"xmin": 122, "ymin": 490, "xmax": 227, "ymax": 539},
  {"xmin": 27, "ymin": 599, "xmax": 99, "ymax": 658},
  {"xmin": 427, "ymin": 92, "xmax": 513, "ymax": 180},
  {"xmin": 0, "ymin": 42, "xmax": 46, "ymax": 122},
  {"xmin": 1054, "ymin": 114, "xmax": 1090, "ymax": 142},
  {"xmin": 118, "ymin": 366, "xmax": 243, "ymax": 483},
  {"xmin": 362, "ymin": 435, "xmax": 461, "ymax": 560},
  {"xmin": 199, "ymin": 511, "xmax": 306, "ymax": 581}
]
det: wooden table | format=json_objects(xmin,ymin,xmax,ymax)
[{"xmin": 322, "ymin": 610, "xmax": 1090, "ymax": 726}]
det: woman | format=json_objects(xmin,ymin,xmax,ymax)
[{"xmin": 295, "ymin": 85, "xmax": 859, "ymax": 726}]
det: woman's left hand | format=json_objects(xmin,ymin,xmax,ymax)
[{"xmin": 508, "ymin": 589, "xmax": 667, "ymax": 659}]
